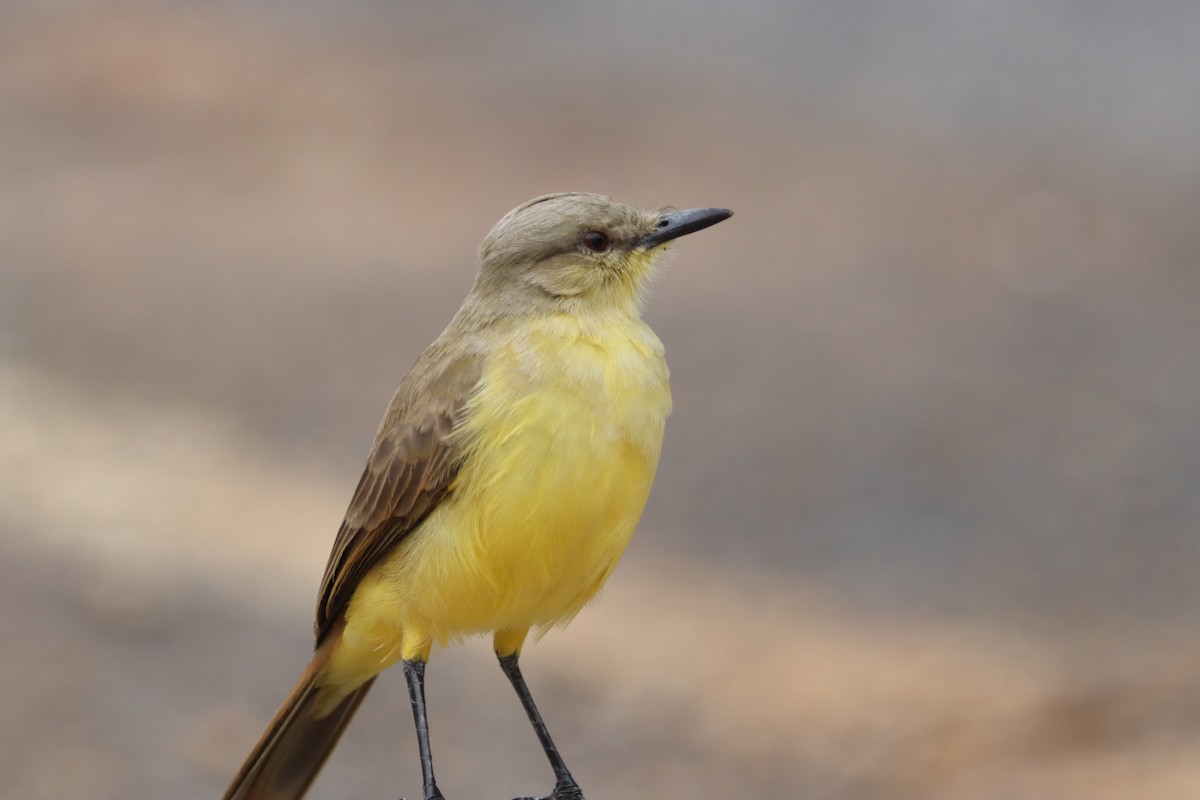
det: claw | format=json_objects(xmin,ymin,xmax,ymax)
[{"xmin": 512, "ymin": 786, "xmax": 585, "ymax": 800}]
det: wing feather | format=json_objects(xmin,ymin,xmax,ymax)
[{"xmin": 314, "ymin": 352, "xmax": 482, "ymax": 640}]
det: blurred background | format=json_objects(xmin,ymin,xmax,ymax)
[{"xmin": 2, "ymin": 1, "xmax": 1199, "ymax": 798}]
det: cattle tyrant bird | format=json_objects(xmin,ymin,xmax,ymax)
[{"xmin": 222, "ymin": 193, "xmax": 732, "ymax": 800}]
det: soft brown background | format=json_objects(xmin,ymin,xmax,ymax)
[{"xmin": 2, "ymin": 2, "xmax": 1199, "ymax": 798}]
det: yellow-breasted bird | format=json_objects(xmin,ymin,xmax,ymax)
[{"xmin": 222, "ymin": 193, "xmax": 731, "ymax": 800}]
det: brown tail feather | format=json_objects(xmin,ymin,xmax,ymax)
[{"xmin": 223, "ymin": 633, "xmax": 375, "ymax": 800}]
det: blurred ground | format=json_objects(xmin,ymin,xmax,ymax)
[{"xmin": 2, "ymin": 2, "xmax": 1199, "ymax": 798}]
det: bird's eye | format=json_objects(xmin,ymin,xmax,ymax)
[{"xmin": 582, "ymin": 230, "xmax": 610, "ymax": 253}]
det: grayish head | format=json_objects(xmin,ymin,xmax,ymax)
[{"xmin": 471, "ymin": 193, "xmax": 730, "ymax": 315}]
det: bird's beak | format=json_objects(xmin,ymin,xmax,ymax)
[{"xmin": 638, "ymin": 207, "xmax": 732, "ymax": 249}]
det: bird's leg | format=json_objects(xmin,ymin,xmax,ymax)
[
  {"xmin": 497, "ymin": 652, "xmax": 585, "ymax": 800},
  {"xmin": 403, "ymin": 659, "xmax": 445, "ymax": 800}
]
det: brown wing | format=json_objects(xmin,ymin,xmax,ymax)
[{"xmin": 314, "ymin": 352, "xmax": 482, "ymax": 641}]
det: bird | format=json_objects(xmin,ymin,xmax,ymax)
[{"xmin": 222, "ymin": 192, "xmax": 732, "ymax": 800}]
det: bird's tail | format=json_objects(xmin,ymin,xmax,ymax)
[{"xmin": 223, "ymin": 629, "xmax": 375, "ymax": 800}]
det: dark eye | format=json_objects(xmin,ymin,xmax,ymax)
[{"xmin": 582, "ymin": 230, "xmax": 610, "ymax": 253}]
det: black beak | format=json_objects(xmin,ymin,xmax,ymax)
[{"xmin": 639, "ymin": 207, "xmax": 732, "ymax": 249}]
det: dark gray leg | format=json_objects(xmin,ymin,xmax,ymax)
[
  {"xmin": 497, "ymin": 654, "xmax": 585, "ymax": 800},
  {"xmin": 403, "ymin": 660, "xmax": 445, "ymax": 800}
]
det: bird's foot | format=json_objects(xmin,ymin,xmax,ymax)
[
  {"xmin": 513, "ymin": 780, "xmax": 585, "ymax": 800},
  {"xmin": 397, "ymin": 789, "xmax": 445, "ymax": 800}
]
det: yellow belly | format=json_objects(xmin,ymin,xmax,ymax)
[{"xmin": 336, "ymin": 313, "xmax": 670, "ymax": 674}]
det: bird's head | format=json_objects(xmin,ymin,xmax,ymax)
[{"xmin": 473, "ymin": 193, "xmax": 730, "ymax": 316}]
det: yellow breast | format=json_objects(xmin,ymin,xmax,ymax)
[{"xmin": 345, "ymin": 312, "xmax": 671, "ymax": 659}]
